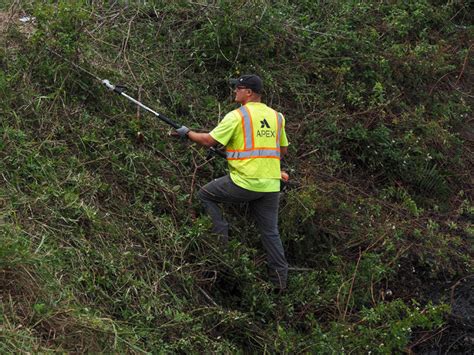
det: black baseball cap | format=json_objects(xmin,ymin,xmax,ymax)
[{"xmin": 229, "ymin": 74, "xmax": 263, "ymax": 94}]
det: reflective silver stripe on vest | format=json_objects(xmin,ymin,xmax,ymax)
[
  {"xmin": 276, "ymin": 112, "xmax": 283, "ymax": 148},
  {"xmin": 238, "ymin": 106, "xmax": 253, "ymax": 149},
  {"xmin": 226, "ymin": 149, "xmax": 281, "ymax": 159}
]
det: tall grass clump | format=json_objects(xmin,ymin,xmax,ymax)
[{"xmin": 1, "ymin": 0, "xmax": 472, "ymax": 352}]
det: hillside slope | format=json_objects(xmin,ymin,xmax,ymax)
[{"xmin": 1, "ymin": 1, "xmax": 473, "ymax": 353}]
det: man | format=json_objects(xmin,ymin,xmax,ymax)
[{"xmin": 176, "ymin": 74, "xmax": 289, "ymax": 291}]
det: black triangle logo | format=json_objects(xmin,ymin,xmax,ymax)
[{"xmin": 260, "ymin": 119, "xmax": 270, "ymax": 129}]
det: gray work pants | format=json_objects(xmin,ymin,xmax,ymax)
[{"xmin": 197, "ymin": 175, "xmax": 288, "ymax": 289}]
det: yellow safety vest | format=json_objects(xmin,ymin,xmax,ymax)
[{"xmin": 225, "ymin": 104, "xmax": 283, "ymax": 179}]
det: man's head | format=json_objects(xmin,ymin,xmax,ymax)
[{"xmin": 229, "ymin": 74, "xmax": 263, "ymax": 104}]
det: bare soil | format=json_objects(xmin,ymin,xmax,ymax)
[
  {"xmin": 414, "ymin": 275, "xmax": 474, "ymax": 354},
  {"xmin": 0, "ymin": 11, "xmax": 11, "ymax": 33},
  {"xmin": 0, "ymin": 10, "xmax": 36, "ymax": 36}
]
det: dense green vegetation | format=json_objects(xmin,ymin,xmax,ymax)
[{"xmin": 1, "ymin": 0, "xmax": 472, "ymax": 353}]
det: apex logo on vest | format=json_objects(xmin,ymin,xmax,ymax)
[
  {"xmin": 260, "ymin": 118, "xmax": 271, "ymax": 129},
  {"xmin": 257, "ymin": 118, "xmax": 275, "ymax": 138}
]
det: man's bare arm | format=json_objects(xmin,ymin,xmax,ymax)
[{"xmin": 187, "ymin": 131, "xmax": 218, "ymax": 147}]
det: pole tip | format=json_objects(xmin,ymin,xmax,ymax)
[{"xmin": 102, "ymin": 79, "xmax": 115, "ymax": 91}]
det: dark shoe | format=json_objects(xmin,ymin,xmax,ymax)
[{"xmin": 272, "ymin": 287, "xmax": 286, "ymax": 296}]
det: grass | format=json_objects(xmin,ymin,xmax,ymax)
[{"xmin": 1, "ymin": 0, "xmax": 472, "ymax": 352}]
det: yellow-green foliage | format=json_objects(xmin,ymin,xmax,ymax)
[{"xmin": 1, "ymin": 0, "xmax": 472, "ymax": 353}]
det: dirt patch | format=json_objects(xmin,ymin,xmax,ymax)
[
  {"xmin": 0, "ymin": 10, "xmax": 36, "ymax": 36},
  {"xmin": 0, "ymin": 267, "xmax": 40, "ymax": 326},
  {"xmin": 451, "ymin": 276, "xmax": 474, "ymax": 330},
  {"xmin": 413, "ymin": 275, "xmax": 474, "ymax": 354},
  {"xmin": 0, "ymin": 11, "xmax": 13, "ymax": 33},
  {"xmin": 1, "ymin": 267, "xmax": 107, "ymax": 352}
]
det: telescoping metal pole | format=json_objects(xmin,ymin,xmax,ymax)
[
  {"xmin": 102, "ymin": 80, "xmax": 226, "ymax": 158},
  {"xmin": 102, "ymin": 80, "xmax": 181, "ymax": 129},
  {"xmin": 46, "ymin": 48, "xmax": 225, "ymax": 158}
]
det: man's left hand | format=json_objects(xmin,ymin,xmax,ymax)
[{"xmin": 176, "ymin": 126, "xmax": 190, "ymax": 138}]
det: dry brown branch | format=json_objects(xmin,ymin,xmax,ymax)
[
  {"xmin": 455, "ymin": 43, "xmax": 473, "ymax": 86},
  {"xmin": 406, "ymin": 326, "xmax": 449, "ymax": 354},
  {"xmin": 342, "ymin": 248, "xmax": 362, "ymax": 321},
  {"xmin": 188, "ymin": 145, "xmax": 213, "ymax": 206},
  {"xmin": 197, "ymin": 285, "xmax": 218, "ymax": 307}
]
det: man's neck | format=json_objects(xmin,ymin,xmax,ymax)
[{"xmin": 241, "ymin": 98, "xmax": 261, "ymax": 105}]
